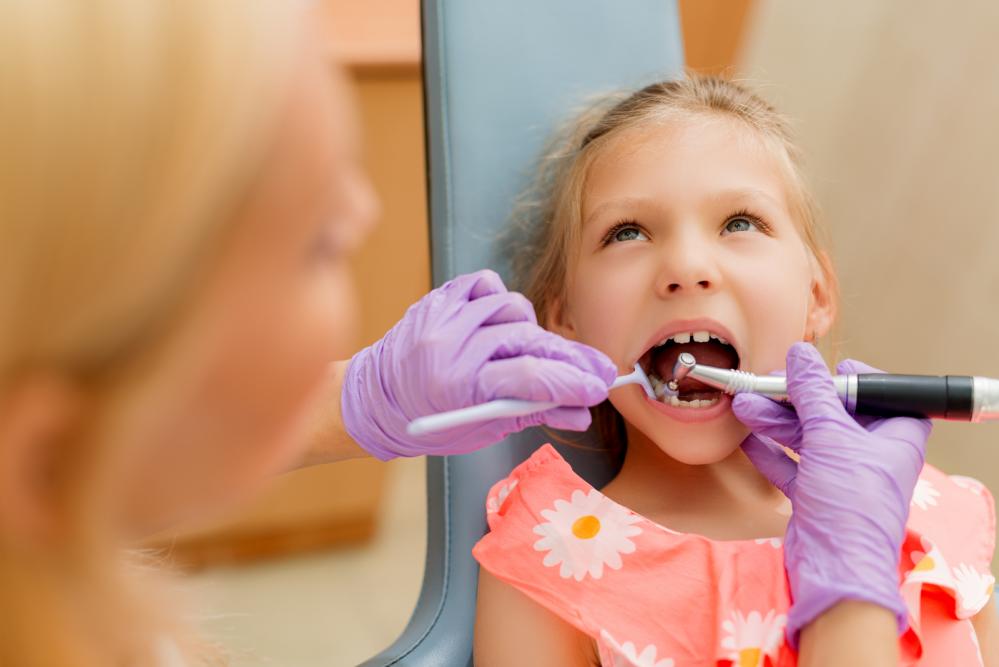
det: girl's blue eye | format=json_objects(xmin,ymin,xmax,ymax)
[
  {"xmin": 723, "ymin": 216, "xmax": 758, "ymax": 234},
  {"xmin": 610, "ymin": 225, "xmax": 649, "ymax": 243}
]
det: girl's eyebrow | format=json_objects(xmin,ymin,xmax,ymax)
[
  {"xmin": 584, "ymin": 188, "xmax": 784, "ymax": 227},
  {"xmin": 710, "ymin": 187, "xmax": 785, "ymax": 210},
  {"xmin": 583, "ymin": 196, "xmax": 659, "ymax": 227}
]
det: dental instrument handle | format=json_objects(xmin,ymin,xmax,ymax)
[
  {"xmin": 406, "ymin": 399, "xmax": 560, "ymax": 436},
  {"xmin": 405, "ymin": 363, "xmax": 655, "ymax": 437},
  {"xmin": 687, "ymin": 364, "xmax": 999, "ymax": 422}
]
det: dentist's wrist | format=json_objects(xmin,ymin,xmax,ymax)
[
  {"xmin": 798, "ymin": 600, "xmax": 899, "ymax": 666},
  {"xmin": 294, "ymin": 359, "xmax": 371, "ymax": 469}
]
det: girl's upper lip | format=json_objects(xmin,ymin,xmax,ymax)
[{"xmin": 632, "ymin": 317, "xmax": 741, "ymax": 366}]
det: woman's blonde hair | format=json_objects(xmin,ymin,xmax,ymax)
[
  {"xmin": 507, "ymin": 75, "xmax": 838, "ymax": 450},
  {"xmin": 0, "ymin": 1, "xmax": 304, "ymax": 663}
]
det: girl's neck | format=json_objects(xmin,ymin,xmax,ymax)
[{"xmin": 600, "ymin": 422, "xmax": 790, "ymax": 540}]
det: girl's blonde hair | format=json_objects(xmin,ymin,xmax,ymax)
[
  {"xmin": 0, "ymin": 1, "xmax": 304, "ymax": 663},
  {"xmin": 507, "ymin": 76, "xmax": 838, "ymax": 450}
]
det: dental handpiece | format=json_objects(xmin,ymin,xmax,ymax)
[{"xmin": 672, "ymin": 352, "xmax": 999, "ymax": 422}]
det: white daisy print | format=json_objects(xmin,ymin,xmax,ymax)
[
  {"xmin": 911, "ymin": 478, "xmax": 941, "ymax": 511},
  {"xmin": 952, "ymin": 563, "xmax": 996, "ymax": 618},
  {"xmin": 951, "ymin": 475, "xmax": 986, "ymax": 496},
  {"xmin": 600, "ymin": 629, "xmax": 675, "ymax": 667},
  {"xmin": 754, "ymin": 537, "xmax": 782, "ymax": 548},
  {"xmin": 720, "ymin": 610, "xmax": 787, "ymax": 667},
  {"xmin": 486, "ymin": 479, "xmax": 518, "ymax": 514},
  {"xmin": 532, "ymin": 489, "xmax": 642, "ymax": 581}
]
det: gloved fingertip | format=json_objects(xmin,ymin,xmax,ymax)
[
  {"xmin": 786, "ymin": 341, "xmax": 823, "ymax": 368},
  {"xmin": 576, "ymin": 375, "xmax": 609, "ymax": 407},
  {"xmin": 784, "ymin": 342, "xmax": 846, "ymax": 415},
  {"xmin": 570, "ymin": 343, "xmax": 618, "ymax": 385},
  {"xmin": 730, "ymin": 393, "xmax": 754, "ymax": 410},
  {"xmin": 600, "ymin": 362, "xmax": 619, "ymax": 387},
  {"xmin": 835, "ymin": 358, "xmax": 883, "ymax": 376},
  {"xmin": 507, "ymin": 291, "xmax": 539, "ymax": 324},
  {"xmin": 597, "ymin": 354, "xmax": 619, "ymax": 386},
  {"xmin": 739, "ymin": 433, "xmax": 777, "ymax": 462},
  {"xmin": 466, "ymin": 269, "xmax": 507, "ymax": 299},
  {"xmin": 740, "ymin": 434, "xmax": 797, "ymax": 494},
  {"xmin": 583, "ymin": 382, "xmax": 610, "ymax": 406}
]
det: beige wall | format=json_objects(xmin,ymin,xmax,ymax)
[{"xmin": 740, "ymin": 1, "xmax": 999, "ymax": 561}]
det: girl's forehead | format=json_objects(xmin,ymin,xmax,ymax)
[
  {"xmin": 582, "ymin": 117, "xmax": 792, "ymax": 216},
  {"xmin": 593, "ymin": 115, "xmax": 779, "ymax": 175}
]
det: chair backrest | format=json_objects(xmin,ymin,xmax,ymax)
[{"xmin": 362, "ymin": 3, "xmax": 683, "ymax": 665}]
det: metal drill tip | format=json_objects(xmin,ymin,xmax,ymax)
[
  {"xmin": 677, "ymin": 352, "xmax": 697, "ymax": 372},
  {"xmin": 667, "ymin": 352, "xmax": 697, "ymax": 392}
]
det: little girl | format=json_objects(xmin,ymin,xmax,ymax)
[{"xmin": 473, "ymin": 77, "xmax": 998, "ymax": 665}]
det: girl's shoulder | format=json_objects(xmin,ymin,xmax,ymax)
[
  {"xmin": 481, "ymin": 443, "xmax": 576, "ymax": 525},
  {"xmin": 901, "ymin": 463, "xmax": 996, "ymax": 620}
]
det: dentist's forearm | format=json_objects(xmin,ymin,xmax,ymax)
[
  {"xmin": 295, "ymin": 360, "xmax": 369, "ymax": 468},
  {"xmin": 798, "ymin": 601, "xmax": 898, "ymax": 666}
]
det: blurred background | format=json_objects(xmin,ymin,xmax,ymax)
[{"xmin": 154, "ymin": 1, "xmax": 999, "ymax": 664}]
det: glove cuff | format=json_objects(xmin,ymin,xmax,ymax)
[
  {"xmin": 341, "ymin": 345, "xmax": 400, "ymax": 461},
  {"xmin": 785, "ymin": 572, "xmax": 907, "ymax": 650}
]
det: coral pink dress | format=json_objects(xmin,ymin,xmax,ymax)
[{"xmin": 473, "ymin": 444, "xmax": 996, "ymax": 666}]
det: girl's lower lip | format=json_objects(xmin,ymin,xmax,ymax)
[{"xmin": 643, "ymin": 392, "xmax": 732, "ymax": 423}]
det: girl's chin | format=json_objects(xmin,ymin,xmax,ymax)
[
  {"xmin": 622, "ymin": 396, "xmax": 749, "ymax": 465},
  {"xmin": 653, "ymin": 439, "xmax": 744, "ymax": 466}
]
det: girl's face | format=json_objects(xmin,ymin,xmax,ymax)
[
  {"xmin": 557, "ymin": 117, "xmax": 833, "ymax": 464},
  {"xmin": 111, "ymin": 30, "xmax": 378, "ymax": 534}
]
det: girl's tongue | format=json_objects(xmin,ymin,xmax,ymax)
[{"xmin": 651, "ymin": 341, "xmax": 739, "ymax": 395}]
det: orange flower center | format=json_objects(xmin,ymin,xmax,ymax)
[
  {"xmin": 738, "ymin": 647, "xmax": 762, "ymax": 667},
  {"xmin": 572, "ymin": 515, "xmax": 601, "ymax": 539}
]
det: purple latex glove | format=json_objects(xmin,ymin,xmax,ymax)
[
  {"xmin": 731, "ymin": 342, "xmax": 931, "ymax": 648},
  {"xmin": 342, "ymin": 270, "xmax": 617, "ymax": 460}
]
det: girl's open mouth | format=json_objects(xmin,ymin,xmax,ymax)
[{"xmin": 638, "ymin": 330, "xmax": 740, "ymax": 410}]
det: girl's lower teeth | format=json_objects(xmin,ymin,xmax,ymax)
[
  {"xmin": 649, "ymin": 373, "xmax": 719, "ymax": 409},
  {"xmin": 666, "ymin": 395, "xmax": 719, "ymax": 409}
]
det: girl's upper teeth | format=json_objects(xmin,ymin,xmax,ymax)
[{"xmin": 654, "ymin": 330, "xmax": 730, "ymax": 347}]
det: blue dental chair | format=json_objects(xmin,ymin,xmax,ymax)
[{"xmin": 362, "ymin": 3, "xmax": 684, "ymax": 665}]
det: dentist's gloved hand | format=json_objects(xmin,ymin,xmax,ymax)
[
  {"xmin": 342, "ymin": 270, "xmax": 617, "ymax": 460},
  {"xmin": 731, "ymin": 343, "xmax": 931, "ymax": 648}
]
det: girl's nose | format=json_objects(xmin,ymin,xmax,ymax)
[{"xmin": 655, "ymin": 234, "xmax": 722, "ymax": 297}]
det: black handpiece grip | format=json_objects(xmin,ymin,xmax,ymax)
[{"xmin": 854, "ymin": 374, "xmax": 974, "ymax": 420}]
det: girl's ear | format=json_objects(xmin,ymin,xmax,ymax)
[
  {"xmin": 0, "ymin": 373, "xmax": 81, "ymax": 543},
  {"xmin": 544, "ymin": 296, "xmax": 577, "ymax": 341},
  {"xmin": 805, "ymin": 250, "xmax": 839, "ymax": 340}
]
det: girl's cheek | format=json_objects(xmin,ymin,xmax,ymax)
[
  {"xmin": 569, "ymin": 265, "xmax": 644, "ymax": 360},
  {"xmin": 740, "ymin": 267, "xmax": 812, "ymax": 372}
]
